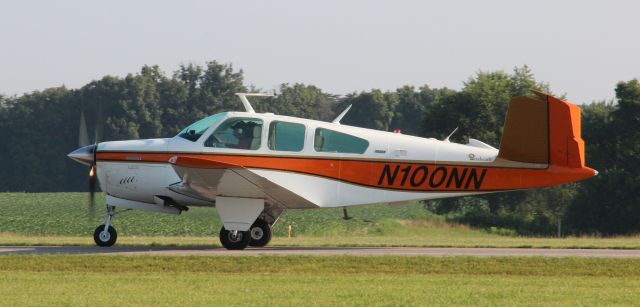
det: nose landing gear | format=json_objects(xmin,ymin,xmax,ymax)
[{"xmin": 93, "ymin": 205, "xmax": 118, "ymax": 247}]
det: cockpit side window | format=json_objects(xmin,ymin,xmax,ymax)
[
  {"xmin": 268, "ymin": 121, "xmax": 305, "ymax": 152},
  {"xmin": 204, "ymin": 118, "xmax": 263, "ymax": 150},
  {"xmin": 314, "ymin": 128, "xmax": 369, "ymax": 154}
]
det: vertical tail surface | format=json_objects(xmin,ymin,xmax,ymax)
[{"xmin": 498, "ymin": 91, "xmax": 587, "ymax": 169}]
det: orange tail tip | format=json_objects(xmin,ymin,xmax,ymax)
[{"xmin": 547, "ymin": 94, "xmax": 586, "ymax": 168}]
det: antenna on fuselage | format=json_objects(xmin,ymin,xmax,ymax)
[
  {"xmin": 443, "ymin": 127, "xmax": 459, "ymax": 142},
  {"xmin": 235, "ymin": 93, "xmax": 274, "ymax": 113},
  {"xmin": 332, "ymin": 104, "xmax": 352, "ymax": 124}
]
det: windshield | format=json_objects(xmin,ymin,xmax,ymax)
[{"xmin": 176, "ymin": 113, "xmax": 226, "ymax": 142}]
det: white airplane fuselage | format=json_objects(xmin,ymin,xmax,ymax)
[{"xmin": 95, "ymin": 111, "xmax": 500, "ymax": 210}]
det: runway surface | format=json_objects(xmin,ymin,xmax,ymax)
[{"xmin": 2, "ymin": 246, "xmax": 640, "ymax": 257}]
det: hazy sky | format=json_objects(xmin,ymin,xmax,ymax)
[{"xmin": 1, "ymin": 0, "xmax": 638, "ymax": 104}]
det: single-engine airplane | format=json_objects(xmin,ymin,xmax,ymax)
[{"xmin": 68, "ymin": 91, "xmax": 597, "ymax": 249}]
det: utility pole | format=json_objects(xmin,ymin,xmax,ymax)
[{"xmin": 557, "ymin": 216, "xmax": 562, "ymax": 238}]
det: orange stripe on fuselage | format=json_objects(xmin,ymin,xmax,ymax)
[{"xmin": 96, "ymin": 152, "xmax": 595, "ymax": 192}]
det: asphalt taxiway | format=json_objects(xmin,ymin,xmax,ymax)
[{"xmin": 2, "ymin": 246, "xmax": 640, "ymax": 257}]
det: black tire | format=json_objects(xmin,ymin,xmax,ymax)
[
  {"xmin": 93, "ymin": 224, "xmax": 117, "ymax": 247},
  {"xmin": 219, "ymin": 227, "xmax": 251, "ymax": 250},
  {"xmin": 249, "ymin": 219, "xmax": 272, "ymax": 247}
]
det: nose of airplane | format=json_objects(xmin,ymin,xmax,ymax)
[{"xmin": 67, "ymin": 144, "xmax": 96, "ymax": 166}]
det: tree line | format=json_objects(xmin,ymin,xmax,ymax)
[{"xmin": 0, "ymin": 62, "xmax": 638, "ymax": 235}]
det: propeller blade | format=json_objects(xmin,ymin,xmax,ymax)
[
  {"xmin": 78, "ymin": 112, "xmax": 90, "ymax": 147},
  {"xmin": 88, "ymin": 165, "xmax": 97, "ymax": 219},
  {"xmin": 79, "ymin": 101, "xmax": 103, "ymax": 220},
  {"xmin": 94, "ymin": 103, "xmax": 103, "ymax": 144},
  {"xmin": 88, "ymin": 102, "xmax": 102, "ymax": 220}
]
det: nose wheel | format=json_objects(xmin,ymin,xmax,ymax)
[
  {"xmin": 93, "ymin": 225, "xmax": 117, "ymax": 247},
  {"xmin": 93, "ymin": 205, "xmax": 118, "ymax": 247}
]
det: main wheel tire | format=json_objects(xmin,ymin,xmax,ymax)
[
  {"xmin": 93, "ymin": 225, "xmax": 117, "ymax": 247},
  {"xmin": 219, "ymin": 227, "xmax": 251, "ymax": 250},
  {"xmin": 249, "ymin": 219, "xmax": 272, "ymax": 247}
]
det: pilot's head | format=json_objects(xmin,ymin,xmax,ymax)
[
  {"xmin": 231, "ymin": 122, "xmax": 249, "ymax": 138},
  {"xmin": 231, "ymin": 121, "xmax": 256, "ymax": 138}
]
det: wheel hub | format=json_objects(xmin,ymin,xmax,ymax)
[
  {"xmin": 99, "ymin": 231, "xmax": 111, "ymax": 242},
  {"xmin": 250, "ymin": 227, "xmax": 264, "ymax": 240},
  {"xmin": 228, "ymin": 232, "xmax": 243, "ymax": 243}
]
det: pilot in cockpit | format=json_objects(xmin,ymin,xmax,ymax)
[{"xmin": 230, "ymin": 121, "xmax": 255, "ymax": 149}]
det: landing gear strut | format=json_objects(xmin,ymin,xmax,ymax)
[{"xmin": 93, "ymin": 205, "xmax": 117, "ymax": 247}]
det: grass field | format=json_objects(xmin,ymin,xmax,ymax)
[
  {"xmin": 1, "ymin": 255, "xmax": 639, "ymax": 305},
  {"xmin": 3, "ymin": 192, "xmax": 640, "ymax": 249},
  {"xmin": 4, "ymin": 193, "xmax": 640, "ymax": 305}
]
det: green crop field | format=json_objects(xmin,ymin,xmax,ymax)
[
  {"xmin": 1, "ymin": 255, "xmax": 639, "ymax": 306},
  {"xmin": 0, "ymin": 192, "xmax": 433, "ymax": 236},
  {"xmin": 3, "ymin": 192, "xmax": 640, "ymax": 249}
]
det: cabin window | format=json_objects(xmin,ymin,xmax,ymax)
[
  {"xmin": 268, "ymin": 121, "xmax": 305, "ymax": 152},
  {"xmin": 204, "ymin": 118, "xmax": 263, "ymax": 150},
  {"xmin": 314, "ymin": 128, "xmax": 369, "ymax": 154}
]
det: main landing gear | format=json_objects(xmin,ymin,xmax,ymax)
[
  {"xmin": 93, "ymin": 205, "xmax": 118, "ymax": 247},
  {"xmin": 219, "ymin": 218, "xmax": 272, "ymax": 250}
]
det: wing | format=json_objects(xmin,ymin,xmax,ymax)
[{"xmin": 168, "ymin": 156, "xmax": 316, "ymax": 209}]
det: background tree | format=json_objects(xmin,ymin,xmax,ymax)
[
  {"xmin": 0, "ymin": 87, "xmax": 79, "ymax": 191},
  {"xmin": 168, "ymin": 61, "xmax": 246, "ymax": 133},
  {"xmin": 423, "ymin": 66, "xmax": 550, "ymax": 145},
  {"xmin": 339, "ymin": 89, "xmax": 398, "ymax": 131},
  {"xmin": 567, "ymin": 80, "xmax": 640, "ymax": 234},
  {"xmin": 389, "ymin": 85, "xmax": 446, "ymax": 136},
  {"xmin": 255, "ymin": 83, "xmax": 336, "ymax": 121}
]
